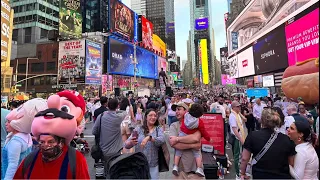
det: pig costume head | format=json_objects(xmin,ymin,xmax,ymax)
[
  {"xmin": 6, "ymin": 98, "xmax": 48, "ymax": 134},
  {"xmin": 32, "ymin": 90, "xmax": 86, "ymax": 144}
]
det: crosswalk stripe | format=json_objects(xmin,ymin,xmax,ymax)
[{"xmin": 84, "ymin": 135, "xmax": 95, "ymax": 138}]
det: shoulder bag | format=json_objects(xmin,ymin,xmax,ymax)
[
  {"xmin": 246, "ymin": 132, "xmax": 279, "ymax": 176},
  {"xmin": 156, "ymin": 127, "xmax": 170, "ymax": 172},
  {"xmin": 91, "ymin": 113, "xmax": 104, "ymax": 160}
]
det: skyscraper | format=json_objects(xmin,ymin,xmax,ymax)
[{"xmin": 131, "ymin": 0, "xmax": 147, "ymax": 16}]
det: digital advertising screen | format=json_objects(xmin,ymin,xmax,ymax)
[
  {"xmin": 153, "ymin": 34, "xmax": 166, "ymax": 57},
  {"xmin": 1, "ymin": 0, "xmax": 13, "ymax": 62},
  {"xmin": 85, "ymin": 41, "xmax": 102, "ymax": 85},
  {"xmin": 237, "ymin": 46, "xmax": 255, "ymax": 78},
  {"xmin": 195, "ymin": 17, "xmax": 209, "ymax": 30},
  {"xmin": 101, "ymin": 75, "xmax": 113, "ymax": 95},
  {"xmin": 221, "ymin": 74, "xmax": 236, "ymax": 85},
  {"xmin": 220, "ymin": 47, "xmax": 228, "ymax": 74},
  {"xmin": 200, "ymin": 113, "xmax": 225, "ymax": 156},
  {"xmin": 262, "ymin": 75, "xmax": 274, "ymax": 87},
  {"xmin": 59, "ymin": 0, "xmax": 82, "ymax": 39},
  {"xmin": 231, "ymin": 32, "xmax": 238, "ymax": 50},
  {"xmin": 166, "ymin": 22, "xmax": 175, "ymax": 33},
  {"xmin": 108, "ymin": 37, "xmax": 157, "ymax": 79},
  {"xmin": 139, "ymin": 16, "xmax": 153, "ymax": 49},
  {"xmin": 285, "ymin": 8, "xmax": 319, "ymax": 66},
  {"xmin": 200, "ymin": 39, "xmax": 209, "ymax": 84},
  {"xmin": 157, "ymin": 56, "xmax": 167, "ymax": 73},
  {"xmin": 110, "ymin": 0, "xmax": 137, "ymax": 42},
  {"xmin": 227, "ymin": 55, "xmax": 239, "ymax": 79},
  {"xmin": 253, "ymin": 25, "xmax": 288, "ymax": 74}
]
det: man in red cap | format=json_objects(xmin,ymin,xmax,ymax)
[{"xmin": 14, "ymin": 90, "xmax": 90, "ymax": 179}]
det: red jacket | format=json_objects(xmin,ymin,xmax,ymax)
[
  {"xmin": 180, "ymin": 118, "xmax": 211, "ymax": 141},
  {"xmin": 14, "ymin": 146, "xmax": 90, "ymax": 179}
]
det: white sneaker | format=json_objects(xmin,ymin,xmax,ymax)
[
  {"xmin": 236, "ymin": 175, "xmax": 241, "ymax": 180},
  {"xmin": 172, "ymin": 165, "xmax": 179, "ymax": 176},
  {"xmin": 195, "ymin": 167, "xmax": 205, "ymax": 177}
]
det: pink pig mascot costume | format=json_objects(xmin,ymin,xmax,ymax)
[{"xmin": 2, "ymin": 98, "xmax": 48, "ymax": 180}]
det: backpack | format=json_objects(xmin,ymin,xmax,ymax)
[
  {"xmin": 22, "ymin": 146, "xmax": 76, "ymax": 179},
  {"xmin": 107, "ymin": 152, "xmax": 151, "ymax": 179}
]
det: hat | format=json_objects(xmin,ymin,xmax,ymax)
[
  {"xmin": 292, "ymin": 114, "xmax": 311, "ymax": 141},
  {"xmin": 176, "ymin": 102, "xmax": 189, "ymax": 111},
  {"xmin": 182, "ymin": 98, "xmax": 193, "ymax": 104},
  {"xmin": 231, "ymin": 101, "xmax": 241, "ymax": 108},
  {"xmin": 57, "ymin": 90, "xmax": 86, "ymax": 115}
]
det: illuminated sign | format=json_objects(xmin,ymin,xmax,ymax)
[
  {"xmin": 200, "ymin": 39, "xmax": 209, "ymax": 84},
  {"xmin": 195, "ymin": 17, "xmax": 209, "ymax": 30}
]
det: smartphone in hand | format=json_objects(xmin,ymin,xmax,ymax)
[{"xmin": 132, "ymin": 130, "xmax": 138, "ymax": 139}]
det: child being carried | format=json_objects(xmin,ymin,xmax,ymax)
[{"xmin": 172, "ymin": 103, "xmax": 213, "ymax": 177}]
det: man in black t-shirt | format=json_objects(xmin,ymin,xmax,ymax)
[{"xmin": 94, "ymin": 96, "xmax": 108, "ymax": 122}]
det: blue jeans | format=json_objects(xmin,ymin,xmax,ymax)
[
  {"xmin": 149, "ymin": 165, "xmax": 159, "ymax": 180},
  {"xmin": 168, "ymin": 116, "xmax": 175, "ymax": 127}
]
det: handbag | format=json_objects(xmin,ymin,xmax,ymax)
[
  {"xmin": 91, "ymin": 113, "xmax": 104, "ymax": 160},
  {"xmin": 228, "ymin": 134, "xmax": 236, "ymax": 146},
  {"xmin": 156, "ymin": 127, "xmax": 170, "ymax": 172},
  {"xmin": 246, "ymin": 132, "xmax": 279, "ymax": 176}
]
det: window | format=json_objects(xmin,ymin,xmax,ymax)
[
  {"xmin": 31, "ymin": 63, "xmax": 44, "ymax": 72},
  {"xmin": 46, "ymin": 62, "xmax": 56, "ymax": 71},
  {"xmin": 5, "ymin": 77, "xmax": 11, "ymax": 88},
  {"xmin": 26, "ymin": 3, "xmax": 35, "ymax": 11},
  {"xmin": 24, "ymin": 27, "xmax": 32, "ymax": 43},
  {"xmin": 37, "ymin": 51, "xmax": 42, "ymax": 60},
  {"xmin": 40, "ymin": 28, "xmax": 48, "ymax": 39},
  {"xmin": 52, "ymin": 50, "xmax": 57, "ymax": 59},
  {"xmin": 12, "ymin": 29, "xmax": 18, "ymax": 41},
  {"xmin": 18, "ymin": 64, "xmax": 26, "ymax": 73},
  {"xmin": 46, "ymin": 76, "xmax": 57, "ymax": 84}
]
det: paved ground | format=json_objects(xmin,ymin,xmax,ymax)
[{"xmin": 82, "ymin": 121, "xmax": 235, "ymax": 179}]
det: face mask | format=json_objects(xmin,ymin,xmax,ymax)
[{"xmin": 41, "ymin": 145, "xmax": 62, "ymax": 161}]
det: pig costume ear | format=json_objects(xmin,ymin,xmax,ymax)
[{"xmin": 8, "ymin": 98, "xmax": 48, "ymax": 134}]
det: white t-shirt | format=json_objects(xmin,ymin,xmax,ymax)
[
  {"xmin": 212, "ymin": 104, "xmax": 226, "ymax": 119},
  {"xmin": 276, "ymin": 116, "xmax": 295, "ymax": 135},
  {"xmin": 167, "ymin": 103, "xmax": 176, "ymax": 117}
]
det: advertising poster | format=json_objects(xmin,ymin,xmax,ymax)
[
  {"xmin": 85, "ymin": 41, "xmax": 102, "ymax": 84},
  {"xmin": 253, "ymin": 25, "xmax": 288, "ymax": 74},
  {"xmin": 109, "ymin": 37, "xmax": 157, "ymax": 79},
  {"xmin": 101, "ymin": 75, "xmax": 113, "ymax": 95},
  {"xmin": 1, "ymin": 0, "xmax": 13, "ymax": 62},
  {"xmin": 231, "ymin": 32, "xmax": 238, "ymax": 50},
  {"xmin": 195, "ymin": 17, "xmax": 209, "ymax": 30},
  {"xmin": 58, "ymin": 40, "xmax": 85, "ymax": 84},
  {"xmin": 227, "ymin": 55, "xmax": 239, "ymax": 78},
  {"xmin": 254, "ymin": 75, "xmax": 263, "ymax": 87},
  {"xmin": 113, "ymin": 75, "xmax": 131, "ymax": 90},
  {"xmin": 110, "ymin": 0, "xmax": 137, "ymax": 42},
  {"xmin": 285, "ymin": 8, "xmax": 319, "ymax": 66},
  {"xmin": 157, "ymin": 56, "xmax": 167, "ymax": 73},
  {"xmin": 141, "ymin": 16, "xmax": 153, "ymax": 49},
  {"xmin": 262, "ymin": 75, "xmax": 274, "ymax": 87},
  {"xmin": 153, "ymin": 34, "xmax": 166, "ymax": 57},
  {"xmin": 200, "ymin": 39, "xmax": 209, "ymax": 84},
  {"xmin": 220, "ymin": 47, "xmax": 228, "ymax": 74},
  {"xmin": 237, "ymin": 47, "xmax": 255, "ymax": 78},
  {"xmin": 166, "ymin": 22, "xmax": 175, "ymax": 33},
  {"xmin": 200, "ymin": 113, "xmax": 225, "ymax": 156},
  {"xmin": 59, "ymin": 0, "xmax": 82, "ymax": 39},
  {"xmin": 221, "ymin": 74, "xmax": 236, "ymax": 85},
  {"xmin": 246, "ymin": 88, "xmax": 269, "ymax": 98}
]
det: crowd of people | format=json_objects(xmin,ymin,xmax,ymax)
[{"xmin": 1, "ymin": 87, "xmax": 319, "ymax": 179}]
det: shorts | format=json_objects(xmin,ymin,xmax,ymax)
[{"xmin": 175, "ymin": 131, "xmax": 201, "ymax": 158}]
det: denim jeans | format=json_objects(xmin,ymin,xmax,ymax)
[{"xmin": 149, "ymin": 165, "xmax": 159, "ymax": 180}]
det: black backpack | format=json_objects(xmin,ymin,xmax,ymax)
[
  {"xmin": 22, "ymin": 146, "xmax": 76, "ymax": 179},
  {"xmin": 107, "ymin": 152, "xmax": 151, "ymax": 179}
]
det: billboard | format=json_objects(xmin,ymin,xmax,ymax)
[
  {"xmin": 200, "ymin": 39, "xmax": 209, "ymax": 84},
  {"xmin": 158, "ymin": 56, "xmax": 167, "ymax": 73},
  {"xmin": 139, "ymin": 16, "xmax": 153, "ymax": 49},
  {"xmin": 253, "ymin": 25, "xmax": 288, "ymax": 74},
  {"xmin": 237, "ymin": 47, "xmax": 255, "ymax": 78},
  {"xmin": 108, "ymin": 37, "xmax": 157, "ymax": 79},
  {"xmin": 285, "ymin": 8, "xmax": 319, "ymax": 66},
  {"xmin": 101, "ymin": 75, "xmax": 113, "ymax": 95},
  {"xmin": 1, "ymin": 0, "xmax": 13, "ymax": 62},
  {"xmin": 221, "ymin": 74, "xmax": 236, "ymax": 85},
  {"xmin": 85, "ymin": 41, "xmax": 102, "ymax": 84},
  {"xmin": 195, "ymin": 17, "xmax": 209, "ymax": 30},
  {"xmin": 231, "ymin": 32, "xmax": 238, "ymax": 50},
  {"xmin": 262, "ymin": 75, "xmax": 274, "ymax": 87},
  {"xmin": 200, "ymin": 113, "xmax": 225, "ymax": 156},
  {"xmin": 59, "ymin": 0, "xmax": 82, "ymax": 39},
  {"xmin": 227, "ymin": 55, "xmax": 239, "ymax": 78},
  {"xmin": 58, "ymin": 40, "xmax": 86, "ymax": 84},
  {"xmin": 110, "ymin": 0, "xmax": 137, "ymax": 42},
  {"xmin": 166, "ymin": 22, "xmax": 175, "ymax": 33},
  {"xmin": 220, "ymin": 47, "xmax": 228, "ymax": 74},
  {"xmin": 153, "ymin": 34, "xmax": 166, "ymax": 57}
]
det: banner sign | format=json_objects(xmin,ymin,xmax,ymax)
[
  {"xmin": 221, "ymin": 74, "xmax": 236, "ymax": 85},
  {"xmin": 85, "ymin": 41, "xmax": 102, "ymax": 84},
  {"xmin": 166, "ymin": 22, "xmax": 175, "ymax": 33},
  {"xmin": 195, "ymin": 17, "xmax": 209, "ymax": 30},
  {"xmin": 285, "ymin": 8, "xmax": 319, "ymax": 66},
  {"xmin": 110, "ymin": 0, "xmax": 137, "ymax": 42},
  {"xmin": 200, "ymin": 113, "xmax": 225, "ymax": 156},
  {"xmin": 1, "ymin": 0, "xmax": 13, "ymax": 62},
  {"xmin": 101, "ymin": 75, "xmax": 113, "ymax": 94},
  {"xmin": 220, "ymin": 47, "xmax": 228, "ymax": 74},
  {"xmin": 59, "ymin": 0, "xmax": 82, "ymax": 39},
  {"xmin": 58, "ymin": 40, "xmax": 85, "ymax": 84},
  {"xmin": 231, "ymin": 32, "xmax": 238, "ymax": 50},
  {"xmin": 139, "ymin": 16, "xmax": 153, "ymax": 49},
  {"xmin": 52, "ymin": 84, "xmax": 78, "ymax": 89}
]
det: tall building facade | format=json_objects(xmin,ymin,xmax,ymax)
[
  {"xmin": 82, "ymin": 0, "xmax": 109, "ymax": 33},
  {"xmin": 131, "ymin": 0, "xmax": 146, "ymax": 16},
  {"xmin": 227, "ymin": 0, "xmax": 232, "ymax": 13},
  {"xmin": 226, "ymin": 0, "xmax": 245, "ymax": 27},
  {"xmin": 189, "ymin": 0, "xmax": 217, "ymax": 85}
]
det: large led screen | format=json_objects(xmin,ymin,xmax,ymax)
[
  {"xmin": 253, "ymin": 25, "xmax": 288, "ymax": 74},
  {"xmin": 85, "ymin": 41, "xmax": 102, "ymax": 85},
  {"xmin": 59, "ymin": 0, "xmax": 82, "ymax": 39},
  {"xmin": 110, "ymin": 0, "xmax": 137, "ymax": 42},
  {"xmin": 195, "ymin": 17, "xmax": 209, "ymax": 30},
  {"xmin": 140, "ymin": 16, "xmax": 153, "ymax": 49},
  {"xmin": 166, "ymin": 22, "xmax": 175, "ymax": 33},
  {"xmin": 285, "ymin": 8, "xmax": 319, "ymax": 66},
  {"xmin": 237, "ymin": 46, "xmax": 255, "ymax": 78},
  {"xmin": 221, "ymin": 74, "xmax": 236, "ymax": 85},
  {"xmin": 200, "ymin": 39, "xmax": 209, "ymax": 84},
  {"xmin": 220, "ymin": 47, "xmax": 228, "ymax": 74},
  {"xmin": 108, "ymin": 37, "xmax": 157, "ymax": 79}
]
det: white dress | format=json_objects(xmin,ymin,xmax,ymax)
[{"xmin": 289, "ymin": 142, "xmax": 319, "ymax": 179}]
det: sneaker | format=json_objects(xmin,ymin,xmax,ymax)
[
  {"xmin": 172, "ymin": 165, "xmax": 179, "ymax": 176},
  {"xmin": 195, "ymin": 167, "xmax": 205, "ymax": 177},
  {"xmin": 236, "ymin": 175, "xmax": 241, "ymax": 180}
]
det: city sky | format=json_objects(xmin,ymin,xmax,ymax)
[{"xmin": 122, "ymin": 0, "xmax": 228, "ymax": 64}]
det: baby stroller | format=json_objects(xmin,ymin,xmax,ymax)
[{"xmin": 70, "ymin": 133, "xmax": 90, "ymax": 154}]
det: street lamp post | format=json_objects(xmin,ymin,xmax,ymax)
[{"xmin": 25, "ymin": 58, "xmax": 39, "ymax": 94}]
